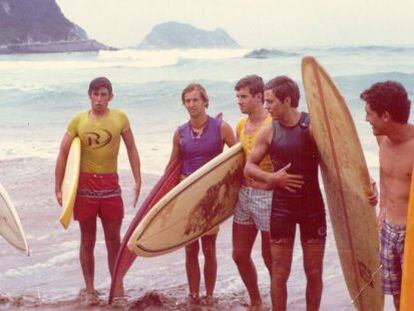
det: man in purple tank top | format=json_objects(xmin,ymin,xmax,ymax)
[{"xmin": 166, "ymin": 83, "xmax": 236, "ymax": 306}]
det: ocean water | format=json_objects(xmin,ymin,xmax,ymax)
[{"xmin": 0, "ymin": 46, "xmax": 413, "ymax": 309}]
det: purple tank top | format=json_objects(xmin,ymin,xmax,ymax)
[{"xmin": 179, "ymin": 116, "xmax": 223, "ymax": 176}]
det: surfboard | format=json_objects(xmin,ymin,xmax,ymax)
[
  {"xmin": 108, "ymin": 157, "xmax": 182, "ymax": 303},
  {"xmin": 400, "ymin": 165, "xmax": 414, "ymax": 310},
  {"xmin": 127, "ymin": 143, "xmax": 244, "ymax": 257},
  {"xmin": 0, "ymin": 182, "xmax": 29, "ymax": 255},
  {"xmin": 301, "ymin": 56, "xmax": 383, "ymax": 311},
  {"xmin": 60, "ymin": 137, "xmax": 81, "ymax": 229}
]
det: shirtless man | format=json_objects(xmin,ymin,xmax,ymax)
[{"xmin": 361, "ymin": 81, "xmax": 414, "ymax": 310}]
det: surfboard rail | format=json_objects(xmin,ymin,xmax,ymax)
[{"xmin": 60, "ymin": 137, "xmax": 81, "ymax": 229}]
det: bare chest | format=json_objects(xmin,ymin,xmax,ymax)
[{"xmin": 379, "ymin": 140, "xmax": 414, "ymax": 181}]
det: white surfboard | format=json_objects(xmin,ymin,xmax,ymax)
[{"xmin": 0, "ymin": 182, "xmax": 29, "ymax": 255}]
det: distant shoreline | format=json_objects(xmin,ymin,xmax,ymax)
[{"xmin": 0, "ymin": 40, "xmax": 116, "ymax": 55}]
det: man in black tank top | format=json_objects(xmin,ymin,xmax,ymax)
[{"xmin": 244, "ymin": 76, "xmax": 325, "ymax": 311}]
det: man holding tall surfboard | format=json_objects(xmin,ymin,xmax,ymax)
[
  {"xmin": 361, "ymin": 81, "xmax": 414, "ymax": 310},
  {"xmin": 55, "ymin": 77, "xmax": 141, "ymax": 305},
  {"xmin": 245, "ymin": 75, "xmax": 379, "ymax": 311},
  {"xmin": 245, "ymin": 76, "xmax": 325, "ymax": 310}
]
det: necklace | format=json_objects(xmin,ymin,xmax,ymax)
[{"xmin": 190, "ymin": 118, "xmax": 208, "ymax": 138}]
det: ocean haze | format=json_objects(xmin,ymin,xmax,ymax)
[{"xmin": 55, "ymin": 0, "xmax": 414, "ymax": 48}]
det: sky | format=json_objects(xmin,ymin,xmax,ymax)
[{"xmin": 56, "ymin": 0, "xmax": 414, "ymax": 48}]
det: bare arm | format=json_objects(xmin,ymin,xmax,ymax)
[
  {"xmin": 122, "ymin": 129, "xmax": 142, "ymax": 207},
  {"xmin": 221, "ymin": 121, "xmax": 237, "ymax": 148},
  {"xmin": 378, "ymin": 167, "xmax": 387, "ymax": 229},
  {"xmin": 55, "ymin": 133, "xmax": 74, "ymax": 206},
  {"xmin": 244, "ymin": 124, "xmax": 273, "ymax": 182},
  {"xmin": 245, "ymin": 124, "xmax": 304, "ymax": 192},
  {"xmin": 165, "ymin": 129, "xmax": 181, "ymax": 171}
]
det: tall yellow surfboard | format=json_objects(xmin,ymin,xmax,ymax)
[
  {"xmin": 60, "ymin": 137, "xmax": 81, "ymax": 229},
  {"xmin": 400, "ymin": 165, "xmax": 414, "ymax": 310}
]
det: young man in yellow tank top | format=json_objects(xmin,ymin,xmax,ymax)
[
  {"xmin": 55, "ymin": 77, "xmax": 141, "ymax": 305},
  {"xmin": 233, "ymin": 75, "xmax": 273, "ymax": 310}
]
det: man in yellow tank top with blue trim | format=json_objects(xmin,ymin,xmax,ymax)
[
  {"xmin": 55, "ymin": 77, "xmax": 141, "ymax": 305},
  {"xmin": 232, "ymin": 75, "xmax": 273, "ymax": 310}
]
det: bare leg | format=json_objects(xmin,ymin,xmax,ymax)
[
  {"xmin": 270, "ymin": 238, "xmax": 294, "ymax": 311},
  {"xmin": 232, "ymin": 222, "xmax": 263, "ymax": 306},
  {"xmin": 302, "ymin": 238, "xmax": 325, "ymax": 311},
  {"xmin": 261, "ymin": 230, "xmax": 272, "ymax": 275},
  {"xmin": 393, "ymin": 294, "xmax": 400, "ymax": 311},
  {"xmin": 201, "ymin": 234, "xmax": 218, "ymax": 297},
  {"xmin": 101, "ymin": 218, "xmax": 123, "ymax": 296},
  {"xmin": 79, "ymin": 217, "xmax": 97, "ymax": 293},
  {"xmin": 185, "ymin": 240, "xmax": 201, "ymax": 298}
]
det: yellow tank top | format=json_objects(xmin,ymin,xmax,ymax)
[
  {"xmin": 67, "ymin": 109, "xmax": 131, "ymax": 173},
  {"xmin": 236, "ymin": 115, "xmax": 273, "ymax": 172}
]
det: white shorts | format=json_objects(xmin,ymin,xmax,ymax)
[{"xmin": 233, "ymin": 186, "xmax": 272, "ymax": 232}]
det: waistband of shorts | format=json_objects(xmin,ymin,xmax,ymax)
[
  {"xmin": 242, "ymin": 178, "xmax": 273, "ymax": 190},
  {"xmin": 240, "ymin": 185, "xmax": 273, "ymax": 195},
  {"xmin": 80, "ymin": 172, "xmax": 119, "ymax": 179},
  {"xmin": 384, "ymin": 220, "xmax": 406, "ymax": 232}
]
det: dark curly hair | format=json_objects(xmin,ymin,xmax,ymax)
[{"xmin": 360, "ymin": 81, "xmax": 411, "ymax": 124}]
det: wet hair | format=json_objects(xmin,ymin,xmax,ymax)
[
  {"xmin": 88, "ymin": 77, "xmax": 113, "ymax": 95},
  {"xmin": 360, "ymin": 81, "xmax": 411, "ymax": 124},
  {"xmin": 265, "ymin": 76, "xmax": 300, "ymax": 108},
  {"xmin": 234, "ymin": 75, "xmax": 264, "ymax": 101},
  {"xmin": 181, "ymin": 83, "xmax": 209, "ymax": 108}
]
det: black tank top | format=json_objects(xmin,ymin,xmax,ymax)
[{"xmin": 269, "ymin": 112, "xmax": 322, "ymax": 198}]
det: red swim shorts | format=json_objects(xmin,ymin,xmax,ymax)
[{"xmin": 74, "ymin": 172, "xmax": 124, "ymax": 222}]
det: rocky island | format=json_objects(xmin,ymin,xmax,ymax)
[
  {"xmin": 0, "ymin": 0, "xmax": 113, "ymax": 54},
  {"xmin": 137, "ymin": 21, "xmax": 240, "ymax": 49}
]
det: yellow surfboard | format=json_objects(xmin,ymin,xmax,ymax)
[
  {"xmin": 302, "ymin": 56, "xmax": 383, "ymax": 311},
  {"xmin": 127, "ymin": 143, "xmax": 244, "ymax": 257},
  {"xmin": 60, "ymin": 137, "xmax": 81, "ymax": 229},
  {"xmin": 400, "ymin": 165, "xmax": 414, "ymax": 310}
]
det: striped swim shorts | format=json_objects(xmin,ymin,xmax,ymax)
[
  {"xmin": 380, "ymin": 220, "xmax": 406, "ymax": 295},
  {"xmin": 233, "ymin": 186, "xmax": 272, "ymax": 232}
]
